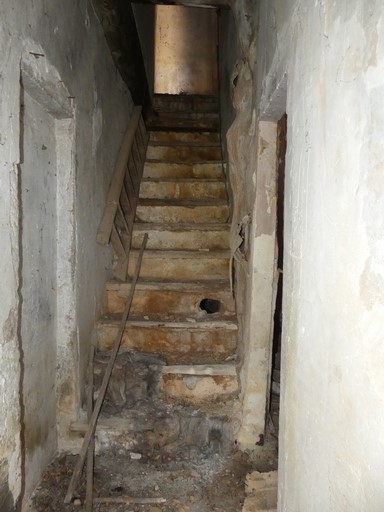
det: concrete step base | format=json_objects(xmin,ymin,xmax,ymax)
[
  {"xmin": 136, "ymin": 200, "xmax": 229, "ymax": 224},
  {"xmin": 96, "ymin": 318, "xmax": 237, "ymax": 364},
  {"xmin": 161, "ymin": 364, "xmax": 238, "ymax": 403},
  {"xmin": 132, "ymin": 223, "xmax": 230, "ymax": 250},
  {"xmin": 127, "ymin": 249, "xmax": 230, "ymax": 281},
  {"xmin": 143, "ymin": 161, "xmax": 223, "ymax": 179},
  {"xmin": 139, "ymin": 179, "xmax": 226, "ymax": 201},
  {"xmin": 105, "ymin": 279, "xmax": 235, "ymax": 317}
]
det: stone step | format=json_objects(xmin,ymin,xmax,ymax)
[
  {"xmin": 95, "ymin": 318, "xmax": 237, "ymax": 364},
  {"xmin": 163, "ymin": 364, "xmax": 237, "ymax": 376},
  {"xmin": 149, "ymin": 130, "xmax": 220, "ymax": 145},
  {"xmin": 105, "ymin": 279, "xmax": 235, "ymax": 317},
  {"xmin": 132, "ymin": 222, "xmax": 230, "ymax": 250},
  {"xmin": 153, "ymin": 94, "xmax": 219, "ymax": 113},
  {"xmin": 146, "ymin": 144, "xmax": 221, "ymax": 162},
  {"xmin": 161, "ymin": 364, "xmax": 238, "ymax": 403},
  {"xmin": 127, "ymin": 249, "xmax": 230, "ymax": 281},
  {"xmin": 143, "ymin": 161, "xmax": 223, "ymax": 180},
  {"xmin": 136, "ymin": 199, "xmax": 229, "ymax": 224},
  {"xmin": 139, "ymin": 179, "xmax": 226, "ymax": 201},
  {"xmin": 147, "ymin": 116, "xmax": 219, "ymax": 131},
  {"xmin": 156, "ymin": 110, "xmax": 219, "ymax": 120}
]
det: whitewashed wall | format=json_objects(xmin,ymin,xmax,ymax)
[
  {"xmin": 236, "ymin": 0, "xmax": 384, "ymax": 509},
  {"xmin": 0, "ymin": 0, "xmax": 132, "ymax": 508}
]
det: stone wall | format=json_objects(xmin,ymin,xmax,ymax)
[{"xmin": 0, "ymin": 0, "xmax": 132, "ymax": 507}]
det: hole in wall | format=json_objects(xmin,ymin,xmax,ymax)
[{"xmin": 199, "ymin": 298, "xmax": 221, "ymax": 314}]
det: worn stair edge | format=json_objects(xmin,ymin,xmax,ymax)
[
  {"xmin": 99, "ymin": 317, "xmax": 238, "ymax": 330},
  {"xmin": 131, "ymin": 230, "xmax": 230, "ymax": 251},
  {"xmin": 128, "ymin": 249, "xmax": 230, "ymax": 259},
  {"xmin": 148, "ymin": 141, "xmax": 221, "ymax": 148},
  {"xmin": 96, "ymin": 325, "xmax": 237, "ymax": 363},
  {"xmin": 149, "ymin": 139, "xmax": 221, "ymax": 148},
  {"xmin": 148, "ymin": 118, "xmax": 219, "ymax": 129},
  {"xmin": 105, "ymin": 288, "xmax": 235, "ymax": 317},
  {"xmin": 146, "ymin": 145, "xmax": 222, "ymax": 158},
  {"xmin": 162, "ymin": 364, "xmax": 237, "ymax": 376},
  {"xmin": 140, "ymin": 177, "xmax": 225, "ymax": 183},
  {"xmin": 106, "ymin": 279, "xmax": 231, "ymax": 291},
  {"xmin": 143, "ymin": 162, "xmax": 224, "ymax": 180},
  {"xmin": 146, "ymin": 158, "xmax": 222, "ymax": 165},
  {"xmin": 138, "ymin": 198, "xmax": 228, "ymax": 206},
  {"xmin": 133, "ymin": 222, "xmax": 229, "ymax": 232},
  {"xmin": 139, "ymin": 181, "xmax": 227, "ymax": 201}
]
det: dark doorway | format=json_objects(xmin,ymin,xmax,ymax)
[{"xmin": 269, "ymin": 113, "xmax": 287, "ymax": 439}]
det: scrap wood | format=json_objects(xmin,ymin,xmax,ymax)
[
  {"xmin": 64, "ymin": 233, "xmax": 148, "ymax": 504},
  {"xmin": 93, "ymin": 496, "xmax": 166, "ymax": 504}
]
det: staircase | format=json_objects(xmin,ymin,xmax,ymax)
[{"xmin": 91, "ymin": 94, "xmax": 238, "ymax": 454}]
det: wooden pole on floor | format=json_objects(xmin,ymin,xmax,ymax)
[
  {"xmin": 93, "ymin": 497, "xmax": 166, "ymax": 505},
  {"xmin": 64, "ymin": 234, "xmax": 149, "ymax": 504},
  {"xmin": 85, "ymin": 344, "xmax": 95, "ymax": 512}
]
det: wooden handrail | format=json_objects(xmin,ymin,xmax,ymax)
[
  {"xmin": 96, "ymin": 105, "xmax": 148, "ymax": 280},
  {"xmin": 97, "ymin": 106, "xmax": 142, "ymax": 245}
]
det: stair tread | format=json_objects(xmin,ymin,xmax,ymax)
[
  {"xmin": 146, "ymin": 158, "xmax": 222, "ymax": 164},
  {"xmin": 106, "ymin": 279, "xmax": 231, "ymax": 291},
  {"xmin": 148, "ymin": 141, "xmax": 221, "ymax": 148},
  {"xmin": 149, "ymin": 140, "xmax": 220, "ymax": 148},
  {"xmin": 138, "ymin": 198, "xmax": 227, "ymax": 207},
  {"xmin": 129, "ymin": 248, "xmax": 230, "ymax": 258},
  {"xmin": 100, "ymin": 316, "xmax": 238, "ymax": 329},
  {"xmin": 141, "ymin": 177, "xmax": 225, "ymax": 183},
  {"xmin": 133, "ymin": 222, "xmax": 229, "ymax": 231},
  {"xmin": 162, "ymin": 364, "xmax": 237, "ymax": 376}
]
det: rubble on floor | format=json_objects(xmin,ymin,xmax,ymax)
[{"xmin": 28, "ymin": 448, "xmax": 250, "ymax": 512}]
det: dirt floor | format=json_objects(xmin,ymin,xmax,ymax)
[{"xmin": 28, "ymin": 434, "xmax": 277, "ymax": 512}]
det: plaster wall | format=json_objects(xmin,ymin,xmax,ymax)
[
  {"xmin": 228, "ymin": 0, "xmax": 384, "ymax": 509},
  {"xmin": 277, "ymin": 2, "xmax": 384, "ymax": 510},
  {"xmin": 21, "ymin": 91, "xmax": 58, "ymax": 501},
  {"xmin": 0, "ymin": 0, "xmax": 132, "ymax": 508}
]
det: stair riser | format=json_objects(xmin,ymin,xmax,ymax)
[
  {"xmin": 128, "ymin": 255, "xmax": 229, "ymax": 281},
  {"xmin": 105, "ymin": 289, "xmax": 236, "ymax": 317},
  {"xmin": 139, "ymin": 181, "xmax": 226, "ymax": 201},
  {"xmin": 156, "ymin": 111, "xmax": 219, "ymax": 121},
  {"xmin": 131, "ymin": 229, "xmax": 230, "ymax": 250},
  {"xmin": 143, "ymin": 162, "xmax": 223, "ymax": 179},
  {"xmin": 153, "ymin": 95, "xmax": 219, "ymax": 113},
  {"xmin": 148, "ymin": 118, "xmax": 219, "ymax": 130},
  {"xmin": 153, "ymin": 94, "xmax": 219, "ymax": 112},
  {"xmin": 96, "ymin": 325, "xmax": 237, "ymax": 364},
  {"xmin": 136, "ymin": 204, "xmax": 229, "ymax": 224},
  {"xmin": 149, "ymin": 131, "xmax": 220, "ymax": 144},
  {"xmin": 161, "ymin": 374, "xmax": 239, "ymax": 402},
  {"xmin": 146, "ymin": 145, "xmax": 221, "ymax": 162}
]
